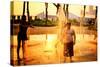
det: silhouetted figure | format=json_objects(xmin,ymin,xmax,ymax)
[
  {"xmin": 17, "ymin": 15, "xmax": 29, "ymax": 65},
  {"xmin": 62, "ymin": 22, "xmax": 76, "ymax": 62}
]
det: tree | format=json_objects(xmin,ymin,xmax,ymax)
[
  {"xmin": 53, "ymin": 3, "xmax": 68, "ymax": 33},
  {"xmin": 45, "ymin": 3, "xmax": 48, "ymax": 26},
  {"xmin": 22, "ymin": 1, "xmax": 30, "ymax": 22},
  {"xmin": 27, "ymin": 1, "xmax": 30, "ymax": 22},
  {"xmin": 81, "ymin": 5, "xmax": 86, "ymax": 25},
  {"xmin": 45, "ymin": 3, "xmax": 48, "ymax": 40},
  {"xmin": 83, "ymin": 5, "xmax": 86, "ymax": 19},
  {"xmin": 80, "ymin": 5, "xmax": 86, "ymax": 38},
  {"xmin": 64, "ymin": 4, "xmax": 69, "ymax": 21},
  {"xmin": 23, "ymin": 1, "xmax": 25, "ymax": 15},
  {"xmin": 53, "ymin": 3, "xmax": 69, "ymax": 40}
]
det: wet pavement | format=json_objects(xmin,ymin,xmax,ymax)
[{"xmin": 10, "ymin": 34, "xmax": 97, "ymax": 66}]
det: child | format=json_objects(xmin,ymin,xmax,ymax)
[{"xmin": 62, "ymin": 22, "xmax": 76, "ymax": 62}]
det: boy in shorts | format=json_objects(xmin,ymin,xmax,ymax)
[{"xmin": 62, "ymin": 22, "xmax": 76, "ymax": 62}]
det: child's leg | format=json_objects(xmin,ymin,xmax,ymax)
[
  {"xmin": 69, "ymin": 56, "xmax": 72, "ymax": 62},
  {"xmin": 64, "ymin": 56, "xmax": 66, "ymax": 63},
  {"xmin": 17, "ymin": 39, "xmax": 21, "ymax": 65},
  {"xmin": 22, "ymin": 40, "xmax": 26, "ymax": 65},
  {"xmin": 63, "ymin": 44, "xmax": 67, "ymax": 63},
  {"xmin": 22, "ymin": 40, "xmax": 25, "ymax": 58}
]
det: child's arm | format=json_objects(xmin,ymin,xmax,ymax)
[{"xmin": 73, "ymin": 30, "xmax": 76, "ymax": 45}]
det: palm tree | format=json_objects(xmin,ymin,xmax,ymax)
[
  {"xmin": 27, "ymin": 1, "xmax": 30, "ymax": 22},
  {"xmin": 82, "ymin": 5, "xmax": 86, "ymax": 38},
  {"xmin": 45, "ymin": 3, "xmax": 48, "ymax": 41},
  {"xmin": 53, "ymin": 3, "xmax": 60, "ymax": 14},
  {"xmin": 83, "ymin": 5, "xmax": 86, "ymax": 20},
  {"xmin": 22, "ymin": 1, "xmax": 30, "ymax": 23},
  {"xmin": 23, "ymin": 1, "xmax": 25, "ymax": 15},
  {"xmin": 45, "ymin": 3, "xmax": 48, "ymax": 26},
  {"xmin": 80, "ymin": 5, "xmax": 86, "ymax": 38},
  {"xmin": 63, "ymin": 4, "xmax": 69, "ymax": 22},
  {"xmin": 66, "ymin": 4, "xmax": 69, "ymax": 22},
  {"xmin": 95, "ymin": 6, "xmax": 97, "ymax": 19},
  {"xmin": 53, "ymin": 3, "xmax": 69, "ymax": 28}
]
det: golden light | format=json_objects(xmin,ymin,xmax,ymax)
[{"xmin": 44, "ymin": 34, "xmax": 57, "ymax": 51}]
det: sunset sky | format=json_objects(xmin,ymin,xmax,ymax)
[{"xmin": 11, "ymin": 1, "xmax": 96, "ymax": 18}]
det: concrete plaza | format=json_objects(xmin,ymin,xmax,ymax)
[{"xmin": 10, "ymin": 34, "xmax": 97, "ymax": 66}]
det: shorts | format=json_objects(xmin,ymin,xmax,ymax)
[
  {"xmin": 18, "ymin": 32, "xmax": 28, "ymax": 41},
  {"xmin": 64, "ymin": 42, "xmax": 74, "ymax": 57}
]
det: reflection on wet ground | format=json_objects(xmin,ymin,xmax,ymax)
[{"xmin": 10, "ymin": 34, "xmax": 97, "ymax": 66}]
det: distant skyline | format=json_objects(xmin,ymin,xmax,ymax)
[{"xmin": 11, "ymin": 1, "xmax": 96, "ymax": 18}]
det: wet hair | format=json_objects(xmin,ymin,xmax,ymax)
[{"xmin": 21, "ymin": 15, "xmax": 26, "ymax": 21}]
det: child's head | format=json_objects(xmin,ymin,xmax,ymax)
[
  {"xmin": 65, "ymin": 22, "xmax": 71, "ymax": 29},
  {"xmin": 22, "ymin": 15, "xmax": 26, "ymax": 21}
]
